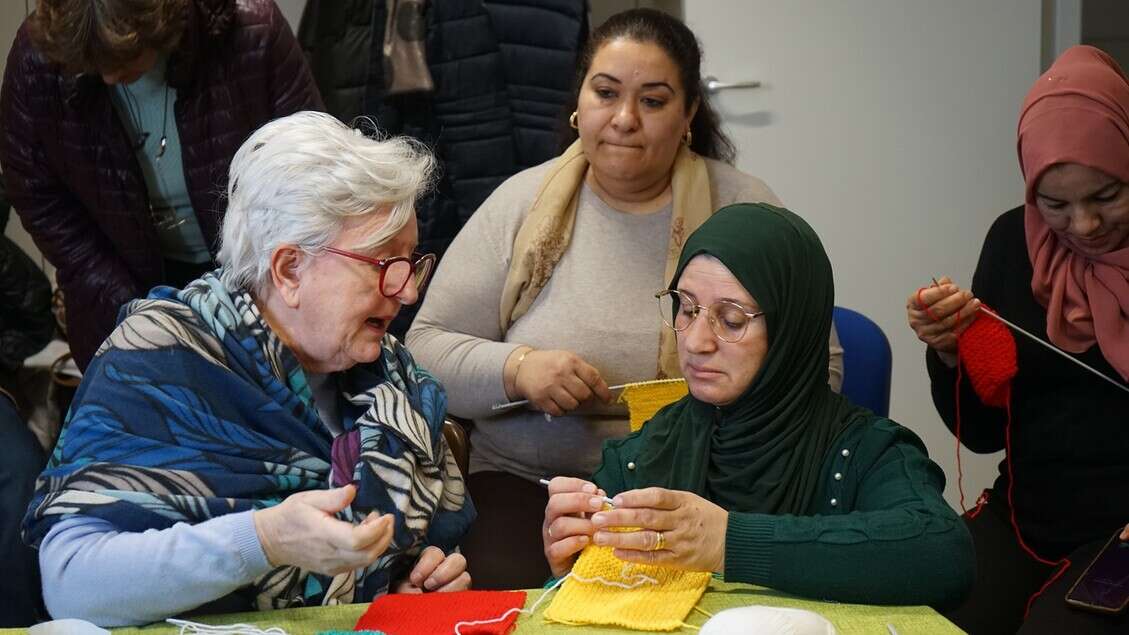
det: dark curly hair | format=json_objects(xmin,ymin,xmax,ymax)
[
  {"xmin": 561, "ymin": 8, "xmax": 736, "ymax": 164},
  {"xmin": 29, "ymin": 0, "xmax": 189, "ymax": 74}
]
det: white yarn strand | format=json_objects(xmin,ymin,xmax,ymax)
[
  {"xmin": 167, "ymin": 563, "xmax": 664, "ymax": 635},
  {"xmin": 165, "ymin": 619, "xmax": 288, "ymax": 635},
  {"xmin": 452, "ymin": 564, "xmax": 659, "ymax": 634},
  {"xmin": 452, "ymin": 575, "xmax": 568, "ymax": 635}
]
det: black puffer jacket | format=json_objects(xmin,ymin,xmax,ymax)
[
  {"xmin": 0, "ymin": 197, "xmax": 53, "ymax": 371},
  {"xmin": 0, "ymin": 0, "xmax": 323, "ymax": 370},
  {"xmin": 299, "ymin": 0, "xmax": 586, "ymax": 336},
  {"xmin": 481, "ymin": 0, "xmax": 587, "ymax": 168}
]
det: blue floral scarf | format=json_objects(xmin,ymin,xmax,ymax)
[{"xmin": 23, "ymin": 272, "xmax": 474, "ymax": 608}]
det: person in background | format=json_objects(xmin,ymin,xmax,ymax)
[
  {"xmin": 0, "ymin": 184, "xmax": 54, "ymax": 627},
  {"xmin": 298, "ymin": 0, "xmax": 588, "ymax": 340},
  {"xmin": 407, "ymin": 8, "xmax": 843, "ymax": 589},
  {"xmin": 908, "ymin": 45, "xmax": 1129, "ymax": 634},
  {"xmin": 23, "ymin": 112, "xmax": 472, "ymax": 627},
  {"xmin": 545, "ymin": 203, "xmax": 973, "ymax": 608},
  {"xmin": 0, "ymin": 0, "xmax": 323, "ymax": 371}
]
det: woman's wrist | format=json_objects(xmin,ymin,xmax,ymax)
[
  {"xmin": 713, "ymin": 510, "xmax": 729, "ymax": 574},
  {"xmin": 503, "ymin": 346, "xmax": 533, "ymax": 400},
  {"xmin": 251, "ymin": 508, "xmax": 279, "ymax": 567}
]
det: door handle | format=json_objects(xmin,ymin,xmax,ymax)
[{"xmin": 704, "ymin": 75, "xmax": 762, "ymax": 95}]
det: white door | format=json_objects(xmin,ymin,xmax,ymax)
[{"xmin": 685, "ymin": 1, "xmax": 1043, "ymax": 507}]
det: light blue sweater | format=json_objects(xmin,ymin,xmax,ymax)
[{"xmin": 39, "ymin": 512, "xmax": 270, "ymax": 627}]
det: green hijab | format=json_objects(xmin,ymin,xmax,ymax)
[{"xmin": 625, "ymin": 203, "xmax": 869, "ymax": 515}]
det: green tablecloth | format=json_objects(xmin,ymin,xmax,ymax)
[{"xmin": 2, "ymin": 581, "xmax": 963, "ymax": 634}]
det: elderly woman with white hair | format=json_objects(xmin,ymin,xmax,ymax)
[{"xmin": 22, "ymin": 112, "xmax": 474, "ymax": 627}]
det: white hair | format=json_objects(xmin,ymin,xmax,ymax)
[{"xmin": 217, "ymin": 111, "xmax": 436, "ymax": 293}]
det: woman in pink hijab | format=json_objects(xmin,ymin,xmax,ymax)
[{"xmin": 908, "ymin": 46, "xmax": 1129, "ymax": 633}]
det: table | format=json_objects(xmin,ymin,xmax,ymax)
[{"xmin": 16, "ymin": 581, "xmax": 961, "ymax": 634}]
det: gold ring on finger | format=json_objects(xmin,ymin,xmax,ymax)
[{"xmin": 654, "ymin": 530, "xmax": 666, "ymax": 551}]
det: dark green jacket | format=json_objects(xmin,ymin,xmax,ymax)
[{"xmin": 595, "ymin": 417, "xmax": 975, "ymax": 608}]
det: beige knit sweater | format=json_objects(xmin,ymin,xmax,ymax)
[{"xmin": 407, "ymin": 157, "xmax": 843, "ymax": 482}]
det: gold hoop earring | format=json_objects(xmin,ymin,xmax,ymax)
[
  {"xmin": 569, "ymin": 111, "xmax": 579, "ymax": 130},
  {"xmin": 683, "ymin": 129, "xmax": 693, "ymax": 146}
]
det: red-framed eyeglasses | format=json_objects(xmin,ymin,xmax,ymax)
[{"xmin": 323, "ymin": 247, "xmax": 437, "ymax": 298}]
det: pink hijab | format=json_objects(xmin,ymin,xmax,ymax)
[{"xmin": 1019, "ymin": 45, "xmax": 1129, "ymax": 381}]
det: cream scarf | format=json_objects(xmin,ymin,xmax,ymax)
[{"xmin": 499, "ymin": 140, "xmax": 712, "ymax": 378}]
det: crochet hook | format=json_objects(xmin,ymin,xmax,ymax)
[
  {"xmin": 538, "ymin": 478, "xmax": 615, "ymax": 507},
  {"xmin": 976, "ymin": 306, "xmax": 1129, "ymax": 397},
  {"xmin": 491, "ymin": 383, "xmax": 633, "ymax": 412}
]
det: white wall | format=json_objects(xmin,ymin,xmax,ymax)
[{"xmin": 685, "ymin": 0, "xmax": 1043, "ymax": 509}]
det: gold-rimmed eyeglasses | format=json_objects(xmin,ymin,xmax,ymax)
[
  {"xmin": 323, "ymin": 247, "xmax": 436, "ymax": 298},
  {"xmin": 655, "ymin": 289, "xmax": 765, "ymax": 343}
]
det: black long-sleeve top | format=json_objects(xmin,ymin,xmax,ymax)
[{"xmin": 927, "ymin": 206, "xmax": 1129, "ymax": 557}]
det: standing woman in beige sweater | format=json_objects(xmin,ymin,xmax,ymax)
[{"xmin": 406, "ymin": 8, "xmax": 843, "ymax": 589}]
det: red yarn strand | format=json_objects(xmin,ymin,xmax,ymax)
[
  {"xmin": 916, "ymin": 287, "xmax": 943, "ymax": 325},
  {"xmin": 1001, "ymin": 395, "xmax": 1071, "ymax": 618},
  {"xmin": 953, "ymin": 360, "xmax": 968, "ymax": 513},
  {"xmin": 950, "ymin": 306, "xmax": 1070, "ymax": 620},
  {"xmin": 950, "ymin": 298, "xmax": 967, "ymax": 513},
  {"xmin": 966, "ymin": 490, "xmax": 989, "ymax": 520}
]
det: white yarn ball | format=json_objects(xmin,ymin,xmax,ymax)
[{"xmin": 700, "ymin": 605, "xmax": 838, "ymax": 635}]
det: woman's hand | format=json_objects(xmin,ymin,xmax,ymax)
[
  {"xmin": 906, "ymin": 275, "xmax": 981, "ymax": 365},
  {"xmin": 1120, "ymin": 523, "xmax": 1129, "ymax": 541},
  {"xmin": 393, "ymin": 546, "xmax": 471, "ymax": 593},
  {"xmin": 252, "ymin": 485, "xmax": 394, "ymax": 576},
  {"xmin": 591, "ymin": 487, "xmax": 729, "ymax": 574},
  {"xmin": 543, "ymin": 477, "xmax": 607, "ymax": 577},
  {"xmin": 509, "ymin": 349, "xmax": 612, "ymax": 416}
]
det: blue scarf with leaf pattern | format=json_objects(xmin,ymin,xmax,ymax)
[{"xmin": 23, "ymin": 271, "xmax": 474, "ymax": 608}]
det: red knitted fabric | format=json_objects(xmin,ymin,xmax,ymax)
[
  {"xmin": 955, "ymin": 307, "xmax": 1069, "ymax": 618},
  {"xmin": 957, "ymin": 308, "xmax": 1017, "ymax": 407},
  {"xmin": 353, "ymin": 590, "xmax": 526, "ymax": 635}
]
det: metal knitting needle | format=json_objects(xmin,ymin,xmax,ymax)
[
  {"xmin": 929, "ymin": 277, "xmax": 1129, "ymax": 395},
  {"xmin": 491, "ymin": 383, "xmax": 633, "ymax": 411},
  {"xmin": 538, "ymin": 478, "xmax": 615, "ymax": 507},
  {"xmin": 976, "ymin": 306, "xmax": 1129, "ymax": 397}
]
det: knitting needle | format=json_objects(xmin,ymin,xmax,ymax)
[
  {"xmin": 538, "ymin": 478, "xmax": 616, "ymax": 507},
  {"xmin": 976, "ymin": 306, "xmax": 1129, "ymax": 396},
  {"xmin": 929, "ymin": 277, "xmax": 1129, "ymax": 396},
  {"xmin": 491, "ymin": 383, "xmax": 633, "ymax": 412}
]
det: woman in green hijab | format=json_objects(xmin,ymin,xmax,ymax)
[{"xmin": 542, "ymin": 203, "xmax": 974, "ymax": 607}]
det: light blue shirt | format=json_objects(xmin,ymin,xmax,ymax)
[
  {"xmin": 39, "ymin": 513, "xmax": 270, "ymax": 626},
  {"xmin": 110, "ymin": 56, "xmax": 211, "ymax": 264}
]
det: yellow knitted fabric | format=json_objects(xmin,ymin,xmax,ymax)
[
  {"xmin": 617, "ymin": 379, "xmax": 688, "ymax": 432},
  {"xmin": 543, "ymin": 543, "xmax": 711, "ymax": 631}
]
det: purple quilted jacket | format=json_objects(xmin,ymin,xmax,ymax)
[{"xmin": 0, "ymin": 0, "xmax": 323, "ymax": 370}]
